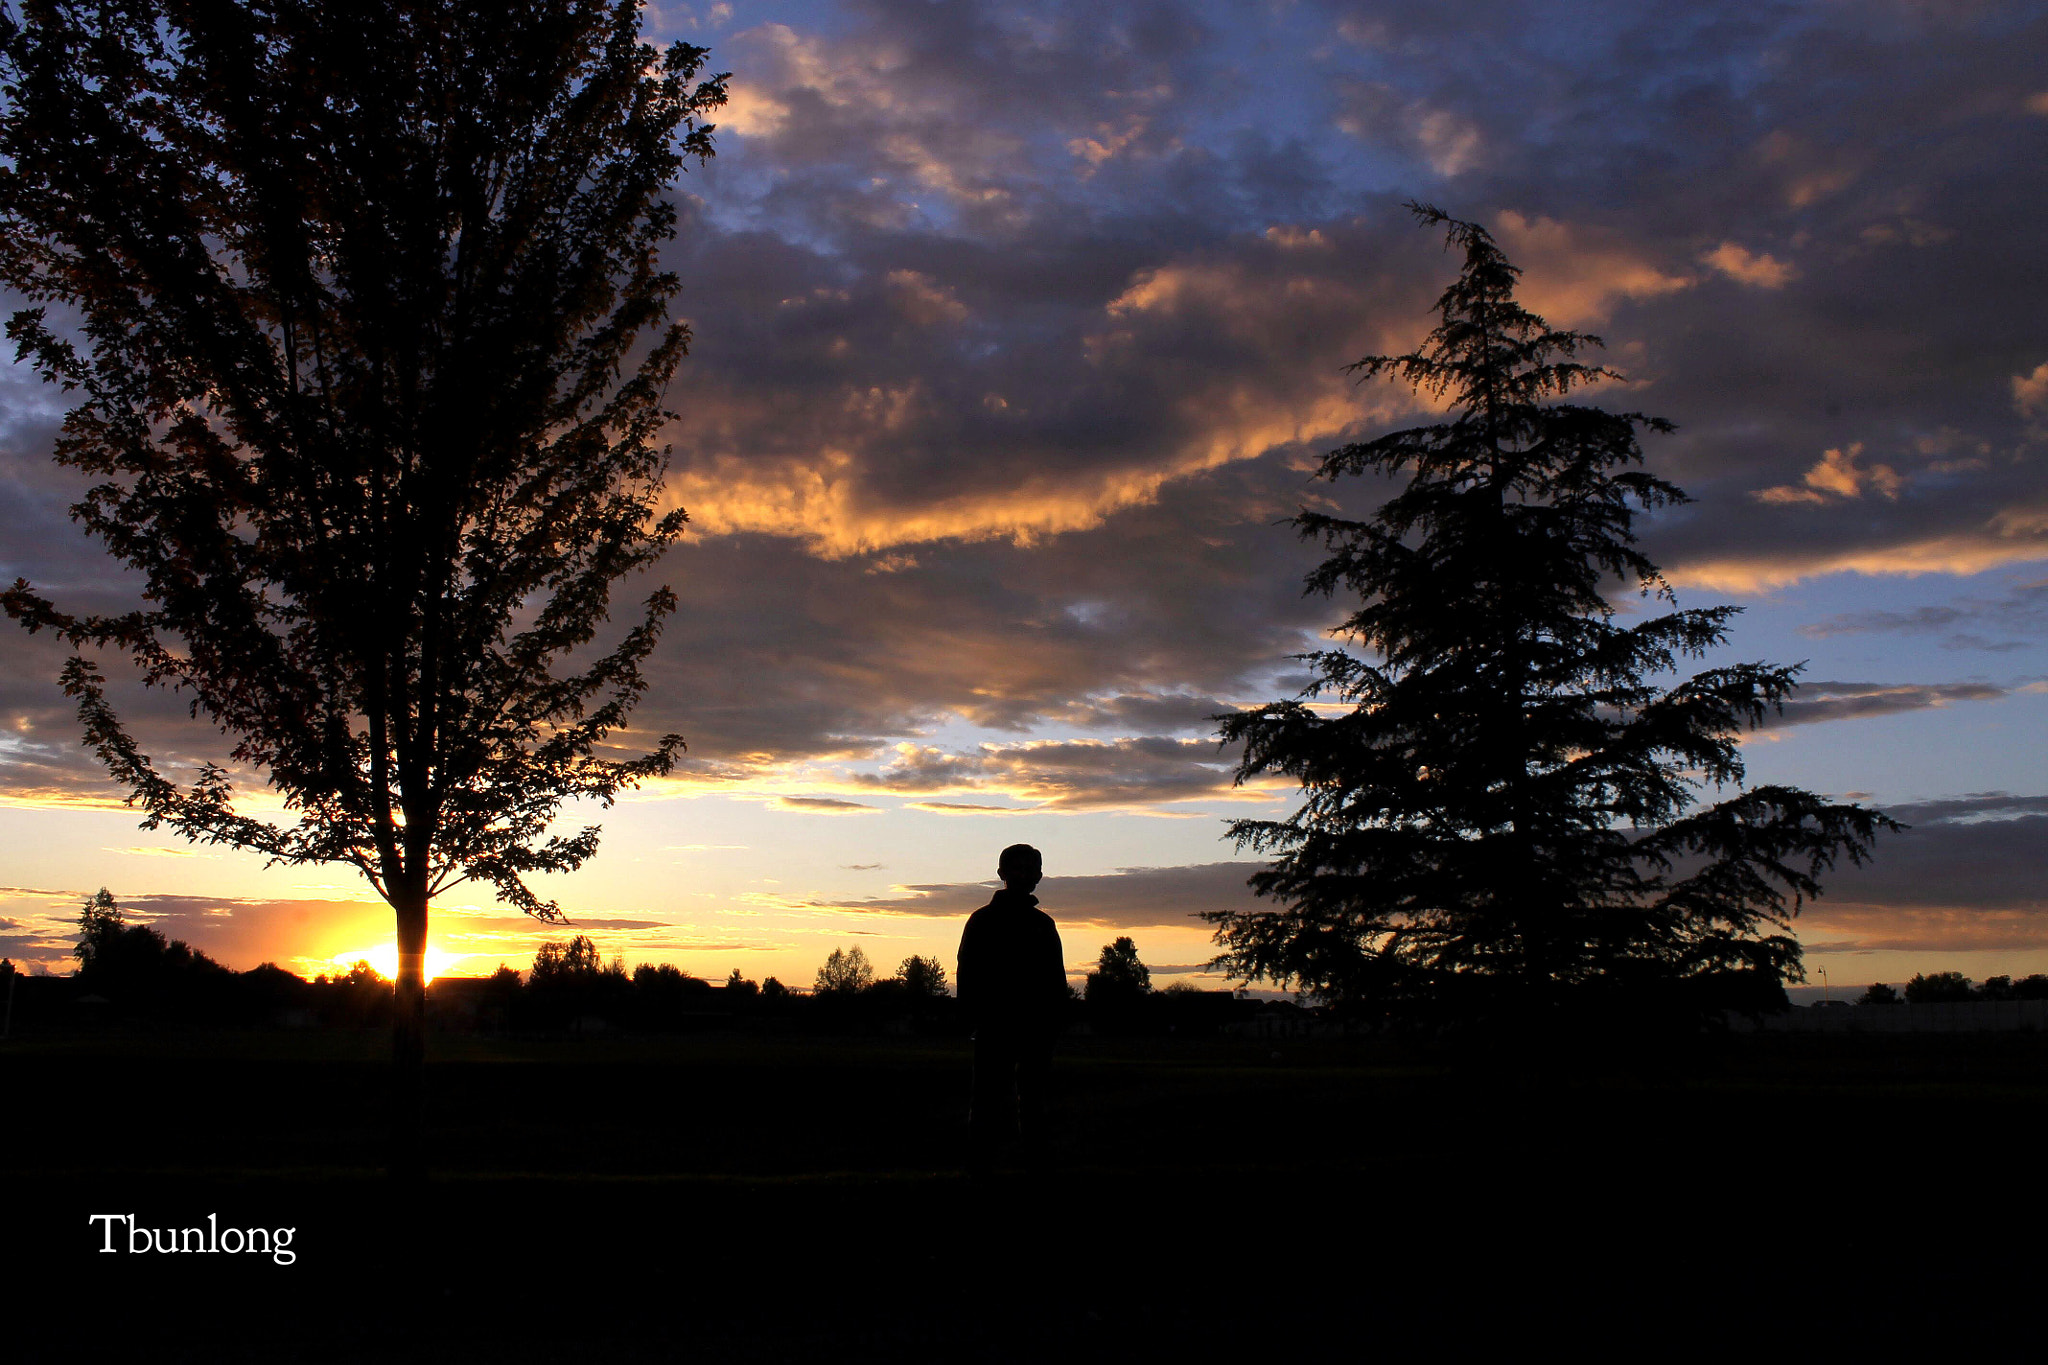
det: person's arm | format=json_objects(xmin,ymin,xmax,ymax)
[
  {"xmin": 956, "ymin": 913, "xmax": 981, "ymax": 1023},
  {"xmin": 1042, "ymin": 919, "xmax": 1067, "ymax": 1022}
]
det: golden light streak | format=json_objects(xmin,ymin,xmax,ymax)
[{"xmin": 326, "ymin": 944, "xmax": 461, "ymax": 982}]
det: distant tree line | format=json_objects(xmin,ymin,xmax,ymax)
[
  {"xmin": 1857, "ymin": 974, "xmax": 2048, "ymax": 1006},
  {"xmin": 0, "ymin": 889, "xmax": 400, "ymax": 1028},
  {"xmin": 7, "ymin": 893, "xmax": 1261, "ymax": 1039},
  {"xmin": 60, "ymin": 890, "xmax": 2048, "ymax": 1037}
]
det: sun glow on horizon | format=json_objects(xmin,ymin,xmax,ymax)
[{"xmin": 327, "ymin": 944, "xmax": 462, "ymax": 982}]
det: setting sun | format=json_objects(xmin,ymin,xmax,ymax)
[{"xmin": 328, "ymin": 945, "xmax": 462, "ymax": 982}]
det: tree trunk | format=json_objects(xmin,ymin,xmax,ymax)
[{"xmin": 390, "ymin": 894, "xmax": 429, "ymax": 1183}]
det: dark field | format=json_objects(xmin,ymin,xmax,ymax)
[{"xmin": 6, "ymin": 1025, "xmax": 2045, "ymax": 1359}]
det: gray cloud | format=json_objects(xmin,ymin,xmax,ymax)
[
  {"xmin": 853, "ymin": 734, "xmax": 1244, "ymax": 810},
  {"xmin": 833, "ymin": 860, "xmax": 1266, "ymax": 928},
  {"xmin": 1048, "ymin": 691, "xmax": 1240, "ymax": 734},
  {"xmin": 6, "ymin": 0, "xmax": 2048, "ymax": 824},
  {"xmin": 1782, "ymin": 792, "xmax": 2048, "ymax": 950},
  {"xmin": 1880, "ymin": 791, "xmax": 2048, "ymax": 824},
  {"xmin": 1765, "ymin": 681, "xmax": 2009, "ymax": 727},
  {"xmin": 1801, "ymin": 578, "xmax": 2048, "ymax": 651},
  {"xmin": 623, "ymin": 453, "xmax": 1335, "ymax": 771}
]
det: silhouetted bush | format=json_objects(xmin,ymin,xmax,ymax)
[
  {"xmin": 313, "ymin": 961, "xmax": 393, "ymax": 1028},
  {"xmin": 1905, "ymin": 971, "xmax": 1976, "ymax": 1004},
  {"xmin": 1688, "ymin": 969, "xmax": 1791, "ymax": 1018},
  {"xmin": 630, "ymin": 962, "xmax": 715, "ymax": 1030},
  {"xmin": 1150, "ymin": 982, "xmax": 1245, "ymax": 1037}
]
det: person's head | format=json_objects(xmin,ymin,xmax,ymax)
[{"xmin": 997, "ymin": 843, "xmax": 1042, "ymax": 893}]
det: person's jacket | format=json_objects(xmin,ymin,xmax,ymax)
[{"xmin": 956, "ymin": 888, "xmax": 1066, "ymax": 1038}]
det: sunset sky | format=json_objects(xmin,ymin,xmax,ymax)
[{"xmin": 3, "ymin": 0, "xmax": 2045, "ymax": 995}]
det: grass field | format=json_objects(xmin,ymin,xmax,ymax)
[{"xmin": 6, "ymin": 1025, "xmax": 2045, "ymax": 1358}]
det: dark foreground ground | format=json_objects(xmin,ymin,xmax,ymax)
[{"xmin": 5, "ymin": 1025, "xmax": 2046, "ymax": 1359}]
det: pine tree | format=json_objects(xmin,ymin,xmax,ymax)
[{"xmin": 1211, "ymin": 205, "xmax": 1897, "ymax": 1022}]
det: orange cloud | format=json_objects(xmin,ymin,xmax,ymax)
[
  {"xmin": 1749, "ymin": 443, "xmax": 1901, "ymax": 506},
  {"xmin": 771, "ymin": 796, "xmax": 883, "ymax": 814},
  {"xmin": 1067, "ymin": 113, "xmax": 1153, "ymax": 171},
  {"xmin": 1333, "ymin": 81, "xmax": 1484, "ymax": 176},
  {"xmin": 1670, "ymin": 515, "xmax": 2048, "ymax": 592},
  {"xmin": 1700, "ymin": 241, "xmax": 1798, "ymax": 289},
  {"xmin": 667, "ymin": 243, "xmax": 1417, "ymax": 557},
  {"xmin": 883, "ymin": 270, "xmax": 969, "ymax": 327},
  {"xmin": 1758, "ymin": 131, "xmax": 1861, "ymax": 209},
  {"xmin": 1492, "ymin": 212, "xmax": 1692, "ymax": 327},
  {"xmin": 1798, "ymin": 907, "xmax": 2048, "ymax": 954},
  {"xmin": 2013, "ymin": 361, "xmax": 2048, "ymax": 418}
]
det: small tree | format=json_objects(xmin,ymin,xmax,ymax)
[
  {"xmin": 1085, "ymin": 936, "xmax": 1151, "ymax": 1004},
  {"xmin": 815, "ymin": 946, "xmax": 874, "ymax": 996},
  {"xmin": 895, "ymin": 954, "xmax": 949, "ymax": 999},
  {"xmin": 0, "ymin": 1, "xmax": 726, "ymax": 1168},
  {"xmin": 1857, "ymin": 982, "xmax": 1901, "ymax": 1006},
  {"xmin": 527, "ymin": 934, "xmax": 628, "ymax": 1026},
  {"xmin": 339, "ymin": 960, "xmax": 386, "ymax": 989},
  {"xmin": 724, "ymin": 968, "xmax": 759, "ymax": 998},
  {"xmin": 1212, "ymin": 205, "xmax": 1897, "ymax": 1022},
  {"xmin": 1904, "ymin": 971, "xmax": 1974, "ymax": 1004},
  {"xmin": 530, "ymin": 935, "xmax": 606, "ymax": 986},
  {"xmin": 73, "ymin": 885, "xmax": 227, "ymax": 1002},
  {"xmin": 73, "ymin": 888, "xmax": 128, "ymax": 975}
]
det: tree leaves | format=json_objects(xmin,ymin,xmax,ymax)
[{"xmin": 0, "ymin": 1, "xmax": 727, "ymax": 921}]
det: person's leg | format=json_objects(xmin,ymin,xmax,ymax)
[
  {"xmin": 970, "ymin": 1035, "xmax": 1019, "ymax": 1153},
  {"xmin": 1015, "ymin": 1039, "xmax": 1050, "ymax": 1145}
]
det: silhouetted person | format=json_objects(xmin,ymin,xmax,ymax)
[{"xmin": 957, "ymin": 844, "xmax": 1066, "ymax": 1162}]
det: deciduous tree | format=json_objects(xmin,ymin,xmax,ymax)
[
  {"xmin": 815, "ymin": 945, "xmax": 874, "ymax": 995},
  {"xmin": 1085, "ymin": 936, "xmax": 1150, "ymax": 1004},
  {"xmin": 529, "ymin": 934, "xmax": 606, "ymax": 986},
  {"xmin": 0, "ymin": 0, "xmax": 725, "ymax": 1167},
  {"xmin": 1211, "ymin": 205, "xmax": 1897, "ymax": 1024}
]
